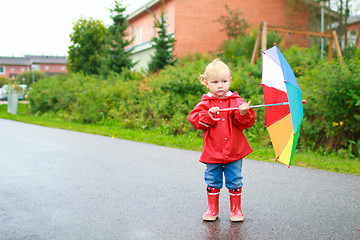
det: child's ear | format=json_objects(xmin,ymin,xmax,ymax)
[{"xmin": 203, "ymin": 80, "xmax": 209, "ymax": 87}]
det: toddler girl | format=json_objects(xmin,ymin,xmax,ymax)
[{"xmin": 188, "ymin": 59, "xmax": 255, "ymax": 221}]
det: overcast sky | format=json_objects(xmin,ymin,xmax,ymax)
[
  {"xmin": 2, "ymin": 0, "xmax": 359, "ymax": 57},
  {"xmin": 0, "ymin": 0, "xmax": 149, "ymax": 57}
]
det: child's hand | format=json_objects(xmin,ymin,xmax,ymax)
[
  {"xmin": 208, "ymin": 107, "xmax": 220, "ymax": 118},
  {"xmin": 238, "ymin": 101, "xmax": 251, "ymax": 116}
]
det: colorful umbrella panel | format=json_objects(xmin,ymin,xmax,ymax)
[{"xmin": 261, "ymin": 45, "xmax": 303, "ymax": 166}]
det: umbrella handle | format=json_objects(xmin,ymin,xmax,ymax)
[
  {"xmin": 208, "ymin": 100, "xmax": 306, "ymax": 121},
  {"xmin": 209, "ymin": 114, "xmax": 221, "ymax": 121}
]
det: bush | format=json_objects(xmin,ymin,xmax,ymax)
[
  {"xmin": 28, "ymin": 46, "xmax": 359, "ymax": 158},
  {"xmin": 300, "ymin": 58, "xmax": 360, "ymax": 156},
  {"xmin": 341, "ymin": 46, "xmax": 360, "ymax": 61},
  {"xmin": 145, "ymin": 56, "xmax": 210, "ymax": 134},
  {"xmin": 0, "ymin": 76, "xmax": 11, "ymax": 87},
  {"xmin": 221, "ymin": 29, "xmax": 283, "ymax": 65},
  {"xmin": 29, "ymin": 71, "xmax": 144, "ymax": 124},
  {"xmin": 16, "ymin": 70, "xmax": 48, "ymax": 86},
  {"xmin": 282, "ymin": 46, "xmax": 321, "ymax": 78}
]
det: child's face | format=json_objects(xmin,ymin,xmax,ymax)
[{"xmin": 205, "ymin": 68, "xmax": 231, "ymax": 98}]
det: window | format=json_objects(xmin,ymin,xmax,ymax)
[
  {"xmin": 0, "ymin": 66, "xmax": 5, "ymax": 74},
  {"xmin": 136, "ymin": 27, "xmax": 142, "ymax": 45},
  {"xmin": 348, "ymin": 30, "xmax": 358, "ymax": 47},
  {"xmin": 32, "ymin": 64, "xmax": 40, "ymax": 71}
]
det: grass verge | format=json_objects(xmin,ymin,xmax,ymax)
[{"xmin": 1, "ymin": 103, "xmax": 359, "ymax": 176}]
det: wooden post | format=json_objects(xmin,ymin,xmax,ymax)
[
  {"xmin": 261, "ymin": 22, "xmax": 268, "ymax": 51},
  {"xmin": 332, "ymin": 30, "xmax": 342, "ymax": 59},
  {"xmin": 251, "ymin": 31, "xmax": 262, "ymax": 64},
  {"xmin": 250, "ymin": 23, "xmax": 342, "ymax": 64},
  {"xmin": 328, "ymin": 38, "xmax": 333, "ymax": 61}
]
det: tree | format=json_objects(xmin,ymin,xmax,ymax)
[
  {"xmin": 107, "ymin": 0, "xmax": 133, "ymax": 74},
  {"xmin": 216, "ymin": 5, "xmax": 249, "ymax": 38},
  {"xmin": 148, "ymin": 13, "xmax": 175, "ymax": 73},
  {"xmin": 67, "ymin": 18, "xmax": 107, "ymax": 75},
  {"xmin": 328, "ymin": 0, "xmax": 360, "ymax": 47},
  {"xmin": 15, "ymin": 71, "xmax": 47, "ymax": 86}
]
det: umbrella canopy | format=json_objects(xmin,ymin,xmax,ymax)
[{"xmin": 261, "ymin": 45, "xmax": 303, "ymax": 166}]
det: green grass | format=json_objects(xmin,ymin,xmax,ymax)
[{"xmin": 1, "ymin": 103, "xmax": 359, "ymax": 176}]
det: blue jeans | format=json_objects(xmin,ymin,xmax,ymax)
[{"xmin": 204, "ymin": 159, "xmax": 243, "ymax": 190}]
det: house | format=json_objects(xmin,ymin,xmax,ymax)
[
  {"xmin": 0, "ymin": 55, "xmax": 67, "ymax": 80},
  {"xmin": 126, "ymin": 0, "xmax": 315, "ymax": 71},
  {"xmin": 346, "ymin": 16, "xmax": 360, "ymax": 49},
  {"xmin": 329, "ymin": 14, "xmax": 360, "ymax": 49}
]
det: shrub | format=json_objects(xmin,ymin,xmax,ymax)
[
  {"xmin": 342, "ymin": 46, "xmax": 360, "ymax": 61},
  {"xmin": 216, "ymin": 5, "xmax": 249, "ymax": 38},
  {"xmin": 0, "ymin": 76, "xmax": 11, "ymax": 87},
  {"xmin": 300, "ymin": 58, "xmax": 360, "ymax": 156},
  {"xmin": 28, "ymin": 47, "xmax": 359, "ymax": 158},
  {"xmin": 221, "ymin": 30, "xmax": 283, "ymax": 64},
  {"xmin": 16, "ymin": 70, "xmax": 48, "ymax": 86},
  {"xmin": 29, "ymin": 70, "xmax": 144, "ymax": 124},
  {"xmin": 282, "ymin": 46, "xmax": 321, "ymax": 78},
  {"xmin": 146, "ymin": 56, "xmax": 209, "ymax": 134}
]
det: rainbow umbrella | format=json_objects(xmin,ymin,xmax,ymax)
[{"xmin": 261, "ymin": 45, "xmax": 303, "ymax": 166}]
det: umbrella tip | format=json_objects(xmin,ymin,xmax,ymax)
[
  {"xmin": 302, "ymin": 99, "xmax": 307, "ymax": 104},
  {"xmin": 274, "ymin": 43, "xmax": 277, "ymax": 46},
  {"xmin": 288, "ymin": 165, "xmax": 290, "ymax": 168},
  {"xmin": 261, "ymin": 50, "xmax": 265, "ymax": 54}
]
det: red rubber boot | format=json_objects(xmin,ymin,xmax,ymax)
[
  {"xmin": 202, "ymin": 187, "xmax": 220, "ymax": 221},
  {"xmin": 229, "ymin": 187, "xmax": 244, "ymax": 222}
]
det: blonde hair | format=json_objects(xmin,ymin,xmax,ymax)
[{"xmin": 199, "ymin": 59, "xmax": 231, "ymax": 85}]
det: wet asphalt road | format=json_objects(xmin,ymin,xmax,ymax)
[{"xmin": 0, "ymin": 119, "xmax": 359, "ymax": 240}]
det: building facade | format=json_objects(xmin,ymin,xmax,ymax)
[
  {"xmin": 127, "ymin": 0, "xmax": 312, "ymax": 71},
  {"xmin": 346, "ymin": 16, "xmax": 360, "ymax": 49},
  {"xmin": 0, "ymin": 55, "xmax": 67, "ymax": 80}
]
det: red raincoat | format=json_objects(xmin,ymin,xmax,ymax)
[{"xmin": 188, "ymin": 92, "xmax": 255, "ymax": 164}]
